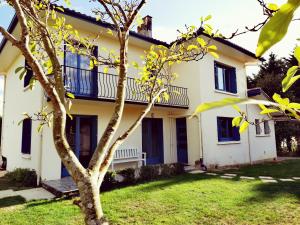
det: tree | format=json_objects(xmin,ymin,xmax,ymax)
[
  {"xmin": 248, "ymin": 53, "xmax": 298, "ymax": 152},
  {"xmin": 0, "ymin": 0, "xmax": 218, "ymax": 224}
]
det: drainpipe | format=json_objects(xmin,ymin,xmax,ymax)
[
  {"xmin": 37, "ymin": 92, "xmax": 46, "ymax": 186},
  {"xmin": 198, "ymin": 115, "xmax": 205, "ymax": 167}
]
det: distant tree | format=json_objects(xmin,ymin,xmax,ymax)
[{"xmin": 248, "ymin": 52, "xmax": 300, "ymax": 152}]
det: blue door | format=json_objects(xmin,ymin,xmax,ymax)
[
  {"xmin": 142, "ymin": 118, "xmax": 164, "ymax": 165},
  {"xmin": 176, "ymin": 118, "xmax": 188, "ymax": 164},
  {"xmin": 61, "ymin": 115, "xmax": 98, "ymax": 177}
]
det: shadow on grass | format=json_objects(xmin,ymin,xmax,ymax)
[
  {"xmin": 247, "ymin": 181, "xmax": 300, "ymax": 203},
  {"xmin": 0, "ymin": 195, "xmax": 26, "ymax": 208},
  {"xmin": 137, "ymin": 173, "xmax": 217, "ymax": 192},
  {"xmin": 25, "ymin": 197, "xmax": 72, "ymax": 208}
]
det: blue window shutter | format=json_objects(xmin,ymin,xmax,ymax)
[
  {"xmin": 214, "ymin": 62, "xmax": 218, "ymax": 89},
  {"xmin": 217, "ymin": 117, "xmax": 221, "ymax": 142},
  {"xmin": 233, "ymin": 126, "xmax": 240, "ymax": 141},
  {"xmin": 21, "ymin": 118, "xmax": 32, "ymax": 154},
  {"xmin": 24, "ymin": 61, "xmax": 33, "ymax": 87},
  {"xmin": 230, "ymin": 68, "xmax": 237, "ymax": 93}
]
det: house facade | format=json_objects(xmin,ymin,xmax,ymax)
[{"xmin": 0, "ymin": 8, "xmax": 277, "ymax": 181}]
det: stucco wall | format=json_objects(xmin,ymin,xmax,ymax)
[
  {"xmin": 247, "ymin": 104, "xmax": 277, "ymax": 162},
  {"xmin": 1, "ymin": 55, "xmax": 43, "ymax": 175},
  {"xmin": 41, "ymin": 100, "xmax": 188, "ymax": 180}
]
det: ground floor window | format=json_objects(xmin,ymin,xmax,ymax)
[
  {"xmin": 217, "ymin": 117, "xmax": 240, "ymax": 142},
  {"xmin": 21, "ymin": 118, "xmax": 32, "ymax": 154}
]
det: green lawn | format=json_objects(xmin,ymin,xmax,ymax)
[{"xmin": 1, "ymin": 160, "xmax": 300, "ymax": 225}]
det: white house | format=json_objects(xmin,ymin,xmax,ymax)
[{"xmin": 0, "ymin": 7, "xmax": 277, "ymax": 181}]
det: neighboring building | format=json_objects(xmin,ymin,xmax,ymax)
[{"xmin": 0, "ymin": 7, "xmax": 277, "ymax": 181}]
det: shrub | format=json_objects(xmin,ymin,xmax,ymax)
[
  {"xmin": 101, "ymin": 171, "xmax": 117, "ymax": 191},
  {"xmin": 6, "ymin": 168, "xmax": 37, "ymax": 187},
  {"xmin": 118, "ymin": 168, "xmax": 136, "ymax": 185},
  {"xmin": 160, "ymin": 164, "xmax": 173, "ymax": 177},
  {"xmin": 172, "ymin": 163, "xmax": 185, "ymax": 175},
  {"xmin": 139, "ymin": 165, "xmax": 159, "ymax": 181}
]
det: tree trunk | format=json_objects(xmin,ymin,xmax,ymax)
[{"xmin": 77, "ymin": 176, "xmax": 107, "ymax": 225}]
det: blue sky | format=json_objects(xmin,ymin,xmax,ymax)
[{"xmin": 0, "ymin": 0, "xmax": 299, "ymax": 103}]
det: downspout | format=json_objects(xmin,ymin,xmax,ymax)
[
  {"xmin": 0, "ymin": 74, "xmax": 7, "ymax": 168},
  {"xmin": 245, "ymin": 103, "xmax": 252, "ymax": 165},
  {"xmin": 37, "ymin": 91, "xmax": 46, "ymax": 186},
  {"xmin": 198, "ymin": 114, "xmax": 205, "ymax": 169}
]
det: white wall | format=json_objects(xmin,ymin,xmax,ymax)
[
  {"xmin": 41, "ymin": 100, "xmax": 187, "ymax": 180},
  {"xmin": 1, "ymin": 55, "xmax": 43, "ymax": 174},
  {"xmin": 247, "ymin": 104, "xmax": 277, "ymax": 162}
]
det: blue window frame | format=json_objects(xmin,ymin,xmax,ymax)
[
  {"xmin": 214, "ymin": 62, "xmax": 237, "ymax": 94},
  {"xmin": 21, "ymin": 118, "xmax": 32, "ymax": 154},
  {"xmin": 217, "ymin": 117, "xmax": 240, "ymax": 142},
  {"xmin": 24, "ymin": 61, "xmax": 33, "ymax": 88}
]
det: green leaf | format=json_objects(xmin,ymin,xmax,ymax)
[
  {"xmin": 103, "ymin": 67, "xmax": 109, "ymax": 74},
  {"xmin": 267, "ymin": 3, "xmax": 280, "ymax": 11},
  {"xmin": 283, "ymin": 74, "xmax": 300, "ymax": 92},
  {"xmin": 239, "ymin": 121, "xmax": 249, "ymax": 133},
  {"xmin": 37, "ymin": 124, "xmax": 44, "ymax": 133},
  {"xmin": 294, "ymin": 46, "xmax": 300, "ymax": 64},
  {"xmin": 187, "ymin": 45, "xmax": 199, "ymax": 51},
  {"xmin": 282, "ymin": 66, "xmax": 299, "ymax": 92},
  {"xmin": 204, "ymin": 15, "xmax": 212, "ymax": 21},
  {"xmin": 232, "ymin": 116, "xmax": 243, "ymax": 127},
  {"xmin": 19, "ymin": 69, "xmax": 27, "ymax": 80},
  {"xmin": 288, "ymin": 103, "xmax": 300, "ymax": 109},
  {"xmin": 191, "ymin": 98, "xmax": 247, "ymax": 117},
  {"xmin": 256, "ymin": 0, "xmax": 300, "ymax": 57},
  {"xmin": 66, "ymin": 92, "xmax": 75, "ymax": 99},
  {"xmin": 232, "ymin": 105, "xmax": 241, "ymax": 113},
  {"xmin": 107, "ymin": 29, "xmax": 114, "ymax": 36},
  {"xmin": 15, "ymin": 66, "xmax": 24, "ymax": 74},
  {"xmin": 260, "ymin": 108, "xmax": 279, "ymax": 114},
  {"xmin": 197, "ymin": 37, "xmax": 206, "ymax": 47}
]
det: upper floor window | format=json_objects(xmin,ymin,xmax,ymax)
[
  {"xmin": 214, "ymin": 62, "xmax": 237, "ymax": 94},
  {"xmin": 21, "ymin": 118, "xmax": 32, "ymax": 155},
  {"xmin": 217, "ymin": 117, "xmax": 240, "ymax": 142},
  {"xmin": 255, "ymin": 119, "xmax": 271, "ymax": 136},
  {"xmin": 24, "ymin": 61, "xmax": 33, "ymax": 88}
]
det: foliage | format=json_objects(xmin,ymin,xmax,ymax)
[
  {"xmin": 5, "ymin": 168, "xmax": 37, "ymax": 187},
  {"xmin": 117, "ymin": 168, "xmax": 136, "ymax": 185},
  {"xmin": 139, "ymin": 165, "xmax": 160, "ymax": 181},
  {"xmin": 100, "ymin": 171, "xmax": 117, "ymax": 191}
]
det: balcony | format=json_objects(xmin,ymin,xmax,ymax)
[{"xmin": 63, "ymin": 65, "xmax": 189, "ymax": 108}]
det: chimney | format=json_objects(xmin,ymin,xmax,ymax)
[{"xmin": 137, "ymin": 15, "xmax": 152, "ymax": 37}]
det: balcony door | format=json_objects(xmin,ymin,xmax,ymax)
[
  {"xmin": 64, "ymin": 46, "xmax": 98, "ymax": 97},
  {"xmin": 61, "ymin": 115, "xmax": 97, "ymax": 178},
  {"xmin": 142, "ymin": 118, "xmax": 164, "ymax": 165}
]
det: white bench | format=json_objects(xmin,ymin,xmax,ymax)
[{"xmin": 111, "ymin": 148, "xmax": 146, "ymax": 170}]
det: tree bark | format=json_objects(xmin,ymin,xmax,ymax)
[{"xmin": 77, "ymin": 175, "xmax": 107, "ymax": 225}]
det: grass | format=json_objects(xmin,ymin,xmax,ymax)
[{"xmin": 0, "ymin": 160, "xmax": 300, "ymax": 224}]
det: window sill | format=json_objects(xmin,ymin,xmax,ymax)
[
  {"xmin": 23, "ymin": 86, "xmax": 31, "ymax": 92},
  {"xmin": 21, "ymin": 154, "xmax": 31, "ymax": 159},
  {"xmin": 217, "ymin": 141, "xmax": 241, "ymax": 145},
  {"xmin": 256, "ymin": 134, "xmax": 271, "ymax": 137},
  {"xmin": 215, "ymin": 89, "xmax": 239, "ymax": 96}
]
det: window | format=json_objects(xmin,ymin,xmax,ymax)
[
  {"xmin": 21, "ymin": 118, "xmax": 32, "ymax": 154},
  {"xmin": 264, "ymin": 120, "xmax": 271, "ymax": 135},
  {"xmin": 255, "ymin": 119, "xmax": 261, "ymax": 135},
  {"xmin": 255, "ymin": 119, "xmax": 271, "ymax": 136},
  {"xmin": 24, "ymin": 61, "xmax": 33, "ymax": 88},
  {"xmin": 214, "ymin": 62, "xmax": 237, "ymax": 93},
  {"xmin": 217, "ymin": 117, "xmax": 240, "ymax": 142}
]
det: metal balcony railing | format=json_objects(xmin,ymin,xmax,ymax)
[{"xmin": 63, "ymin": 65, "xmax": 189, "ymax": 108}]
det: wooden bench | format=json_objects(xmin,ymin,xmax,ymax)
[{"xmin": 111, "ymin": 148, "xmax": 146, "ymax": 170}]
